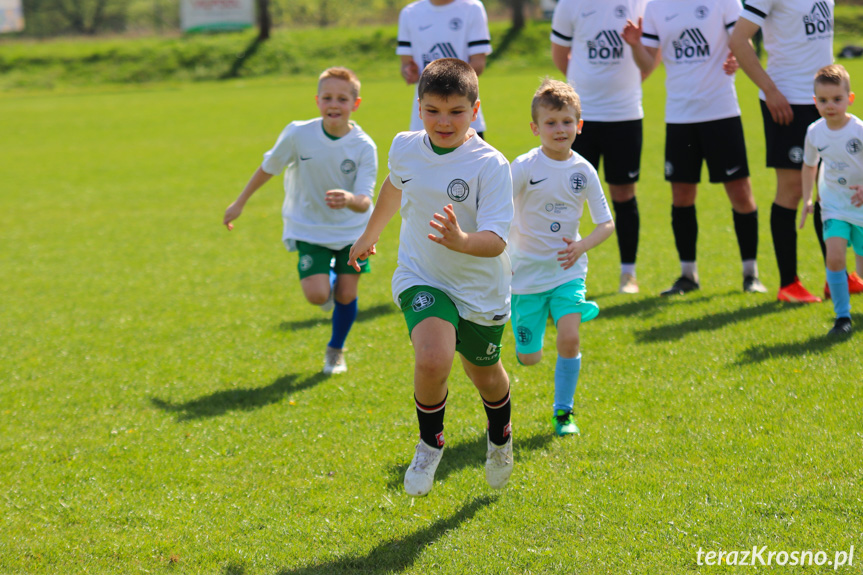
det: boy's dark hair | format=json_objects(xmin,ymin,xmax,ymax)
[
  {"xmin": 814, "ymin": 64, "xmax": 851, "ymax": 93},
  {"xmin": 531, "ymin": 77, "xmax": 581, "ymax": 123},
  {"xmin": 417, "ymin": 58, "xmax": 478, "ymax": 103}
]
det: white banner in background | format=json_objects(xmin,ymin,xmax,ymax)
[
  {"xmin": 0, "ymin": 0, "xmax": 25, "ymax": 33},
  {"xmin": 181, "ymin": 0, "xmax": 254, "ymax": 33}
]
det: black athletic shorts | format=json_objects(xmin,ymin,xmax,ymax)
[
  {"xmin": 664, "ymin": 116, "xmax": 750, "ymax": 184},
  {"xmin": 572, "ymin": 119, "xmax": 642, "ymax": 185},
  {"xmin": 759, "ymin": 100, "xmax": 820, "ymax": 170}
]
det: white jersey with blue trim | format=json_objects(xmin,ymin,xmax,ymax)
[
  {"xmin": 803, "ymin": 115, "xmax": 863, "ymax": 228},
  {"xmin": 509, "ymin": 147, "xmax": 613, "ymax": 295}
]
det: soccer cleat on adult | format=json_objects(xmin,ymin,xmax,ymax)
[
  {"xmin": 743, "ymin": 275, "xmax": 767, "ymax": 293},
  {"xmin": 828, "ymin": 317, "xmax": 852, "ymax": 336},
  {"xmin": 660, "ymin": 276, "xmax": 700, "ymax": 296},
  {"xmin": 322, "ymin": 346, "xmax": 347, "ymax": 375},
  {"xmin": 619, "ymin": 272, "xmax": 639, "ymax": 294},
  {"xmin": 552, "ymin": 410, "xmax": 580, "ymax": 436},
  {"xmin": 824, "ymin": 271, "xmax": 863, "ymax": 300},
  {"xmin": 485, "ymin": 434, "xmax": 513, "ymax": 489},
  {"xmin": 404, "ymin": 441, "xmax": 444, "ymax": 497},
  {"xmin": 777, "ymin": 278, "xmax": 821, "ymax": 303}
]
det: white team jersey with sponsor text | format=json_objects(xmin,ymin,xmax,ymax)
[
  {"xmin": 550, "ymin": 0, "xmax": 647, "ymax": 122},
  {"xmin": 509, "ymin": 147, "xmax": 613, "ymax": 294},
  {"xmin": 388, "ymin": 130, "xmax": 513, "ymax": 325},
  {"xmin": 803, "ymin": 115, "xmax": 863, "ymax": 228},
  {"xmin": 396, "ymin": 0, "xmax": 492, "ymax": 132},
  {"xmin": 642, "ymin": 0, "xmax": 741, "ymax": 124},
  {"xmin": 261, "ymin": 118, "xmax": 378, "ymax": 251},
  {"xmin": 739, "ymin": 0, "xmax": 834, "ymax": 105}
]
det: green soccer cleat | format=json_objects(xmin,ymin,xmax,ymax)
[{"xmin": 552, "ymin": 410, "xmax": 580, "ymax": 436}]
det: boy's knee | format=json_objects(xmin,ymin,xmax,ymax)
[
  {"xmin": 305, "ymin": 291, "xmax": 330, "ymax": 306},
  {"xmin": 517, "ymin": 351, "xmax": 542, "ymax": 366},
  {"xmin": 557, "ymin": 335, "xmax": 580, "ymax": 358}
]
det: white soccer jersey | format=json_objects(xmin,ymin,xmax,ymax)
[
  {"xmin": 387, "ymin": 130, "xmax": 513, "ymax": 325},
  {"xmin": 509, "ymin": 148, "xmax": 613, "ymax": 294},
  {"xmin": 261, "ymin": 118, "xmax": 378, "ymax": 251},
  {"xmin": 550, "ymin": 0, "xmax": 647, "ymax": 122},
  {"xmin": 396, "ymin": 0, "xmax": 492, "ymax": 132},
  {"xmin": 803, "ymin": 115, "xmax": 863, "ymax": 227},
  {"xmin": 739, "ymin": 0, "xmax": 834, "ymax": 105},
  {"xmin": 642, "ymin": 0, "xmax": 741, "ymax": 124}
]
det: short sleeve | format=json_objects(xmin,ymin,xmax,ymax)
[
  {"xmin": 586, "ymin": 170, "xmax": 613, "ymax": 225},
  {"xmin": 387, "ymin": 133, "xmax": 408, "ymax": 190},
  {"xmin": 550, "ymin": 0, "xmax": 574, "ymax": 47},
  {"xmin": 467, "ymin": 1, "xmax": 492, "ymax": 56},
  {"xmin": 396, "ymin": 6, "xmax": 412, "ymax": 56},
  {"xmin": 724, "ymin": 0, "xmax": 743, "ymax": 29},
  {"xmin": 510, "ymin": 156, "xmax": 527, "ymax": 201},
  {"xmin": 739, "ymin": 0, "xmax": 772, "ymax": 27},
  {"xmin": 261, "ymin": 122, "xmax": 297, "ymax": 176},
  {"xmin": 353, "ymin": 138, "xmax": 379, "ymax": 198},
  {"xmin": 476, "ymin": 153, "xmax": 514, "ymax": 243},
  {"xmin": 802, "ymin": 125, "xmax": 820, "ymax": 167},
  {"xmin": 641, "ymin": 3, "xmax": 660, "ymax": 49}
]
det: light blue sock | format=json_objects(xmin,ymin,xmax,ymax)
[
  {"xmin": 328, "ymin": 298, "xmax": 358, "ymax": 349},
  {"xmin": 826, "ymin": 269, "xmax": 851, "ymax": 318},
  {"xmin": 553, "ymin": 354, "xmax": 581, "ymax": 414}
]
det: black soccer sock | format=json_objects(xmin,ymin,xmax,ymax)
[
  {"xmin": 813, "ymin": 201, "xmax": 827, "ymax": 261},
  {"xmin": 732, "ymin": 208, "xmax": 759, "ymax": 262},
  {"xmin": 415, "ymin": 393, "xmax": 447, "ymax": 449},
  {"xmin": 671, "ymin": 205, "xmax": 698, "ymax": 263},
  {"xmin": 482, "ymin": 388, "xmax": 511, "ymax": 446},
  {"xmin": 613, "ymin": 197, "xmax": 640, "ymax": 266},
  {"xmin": 770, "ymin": 202, "xmax": 798, "ymax": 287}
]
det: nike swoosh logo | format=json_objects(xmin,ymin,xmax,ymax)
[
  {"xmin": 419, "ymin": 24, "xmax": 433, "ymax": 30},
  {"xmin": 529, "ymin": 177, "xmax": 548, "ymax": 185},
  {"xmin": 401, "ymin": 178, "xmax": 413, "ymax": 184},
  {"xmin": 817, "ymin": 146, "xmax": 829, "ymax": 152},
  {"xmin": 628, "ymin": 170, "xmax": 640, "ymax": 178},
  {"xmin": 725, "ymin": 166, "xmax": 741, "ymax": 176},
  {"xmin": 581, "ymin": 10, "xmax": 596, "ymax": 17},
  {"xmin": 665, "ymin": 14, "xmax": 679, "ymax": 21},
  {"xmin": 300, "ymin": 156, "xmax": 312, "ymax": 161}
]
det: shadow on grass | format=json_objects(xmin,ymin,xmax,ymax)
[
  {"xmin": 151, "ymin": 372, "xmax": 328, "ymax": 421},
  {"xmin": 487, "ymin": 26, "xmax": 521, "ymax": 66},
  {"xmin": 278, "ymin": 302, "xmax": 397, "ymax": 331},
  {"xmin": 385, "ymin": 431, "xmax": 554, "ymax": 491},
  {"xmin": 633, "ymin": 300, "xmax": 785, "ymax": 343},
  {"xmin": 734, "ymin": 331, "xmax": 854, "ymax": 365},
  {"xmin": 275, "ymin": 495, "xmax": 496, "ymax": 575},
  {"xmin": 220, "ymin": 36, "xmax": 265, "ymax": 80}
]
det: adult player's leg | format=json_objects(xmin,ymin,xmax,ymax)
[{"xmin": 662, "ymin": 123, "xmax": 701, "ymax": 296}]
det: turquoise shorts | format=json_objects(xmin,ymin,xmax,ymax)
[
  {"xmin": 823, "ymin": 219, "xmax": 863, "ymax": 256},
  {"xmin": 511, "ymin": 278, "xmax": 599, "ymax": 355},
  {"xmin": 398, "ymin": 285, "xmax": 505, "ymax": 367}
]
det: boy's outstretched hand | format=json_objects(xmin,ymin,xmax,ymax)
[
  {"xmin": 224, "ymin": 202, "xmax": 243, "ymax": 230},
  {"xmin": 348, "ymin": 239, "xmax": 377, "ymax": 272},
  {"xmin": 851, "ymin": 185, "xmax": 863, "ymax": 208},
  {"xmin": 428, "ymin": 204, "xmax": 469, "ymax": 252},
  {"xmin": 558, "ymin": 237, "xmax": 586, "ymax": 270}
]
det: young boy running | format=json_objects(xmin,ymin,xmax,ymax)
[
  {"xmin": 624, "ymin": 0, "xmax": 766, "ymax": 295},
  {"xmin": 800, "ymin": 64, "xmax": 863, "ymax": 335},
  {"xmin": 510, "ymin": 79, "xmax": 614, "ymax": 436},
  {"xmin": 223, "ymin": 67, "xmax": 377, "ymax": 375},
  {"xmin": 348, "ymin": 58, "xmax": 514, "ymax": 497}
]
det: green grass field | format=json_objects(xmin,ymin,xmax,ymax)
[{"xmin": 2, "ymin": 54, "xmax": 863, "ymax": 574}]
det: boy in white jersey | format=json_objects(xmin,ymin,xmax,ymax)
[
  {"xmin": 510, "ymin": 79, "xmax": 614, "ymax": 436},
  {"xmin": 730, "ymin": 0, "xmax": 863, "ymax": 302},
  {"xmin": 348, "ymin": 59, "xmax": 514, "ymax": 497},
  {"xmin": 624, "ymin": 0, "xmax": 766, "ymax": 295},
  {"xmin": 800, "ymin": 65, "xmax": 863, "ymax": 335},
  {"xmin": 550, "ymin": 0, "xmax": 652, "ymax": 294},
  {"xmin": 223, "ymin": 68, "xmax": 377, "ymax": 375},
  {"xmin": 396, "ymin": 0, "xmax": 492, "ymax": 136}
]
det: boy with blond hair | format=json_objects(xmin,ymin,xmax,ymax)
[
  {"xmin": 224, "ymin": 67, "xmax": 377, "ymax": 374},
  {"xmin": 510, "ymin": 78, "xmax": 614, "ymax": 436},
  {"xmin": 349, "ymin": 58, "xmax": 514, "ymax": 496},
  {"xmin": 800, "ymin": 64, "xmax": 863, "ymax": 335}
]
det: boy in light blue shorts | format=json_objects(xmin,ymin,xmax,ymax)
[
  {"xmin": 800, "ymin": 64, "xmax": 863, "ymax": 335},
  {"xmin": 509, "ymin": 79, "xmax": 615, "ymax": 436}
]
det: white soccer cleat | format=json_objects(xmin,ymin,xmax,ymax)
[
  {"xmin": 322, "ymin": 346, "xmax": 347, "ymax": 375},
  {"xmin": 485, "ymin": 434, "xmax": 513, "ymax": 489},
  {"xmin": 404, "ymin": 440, "xmax": 444, "ymax": 497},
  {"xmin": 619, "ymin": 272, "xmax": 639, "ymax": 294}
]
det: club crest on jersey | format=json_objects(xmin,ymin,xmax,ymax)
[
  {"xmin": 846, "ymin": 138, "xmax": 862, "ymax": 154},
  {"xmin": 839, "ymin": 177, "xmax": 848, "ymax": 185},
  {"xmin": 545, "ymin": 203, "xmax": 554, "ymax": 212},
  {"xmin": 695, "ymin": 5, "xmax": 709, "ymax": 19},
  {"xmin": 516, "ymin": 326, "xmax": 533, "ymax": 345},
  {"xmin": 789, "ymin": 146, "xmax": 804, "ymax": 164},
  {"xmin": 569, "ymin": 172, "xmax": 587, "ymax": 192},
  {"xmin": 550, "ymin": 222, "xmax": 561, "ymax": 232},
  {"xmin": 340, "ymin": 159, "xmax": 357, "ymax": 174},
  {"xmin": 449, "ymin": 17, "xmax": 463, "ymax": 30},
  {"xmin": 299, "ymin": 255, "xmax": 314, "ymax": 271},
  {"xmin": 614, "ymin": 5, "xmax": 627, "ymax": 18},
  {"xmin": 804, "ymin": 2, "xmax": 832, "ymax": 36},
  {"xmin": 412, "ymin": 291, "xmax": 435, "ymax": 312},
  {"xmin": 447, "ymin": 178, "xmax": 470, "ymax": 202}
]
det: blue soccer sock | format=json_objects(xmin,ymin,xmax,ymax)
[
  {"xmin": 826, "ymin": 269, "xmax": 851, "ymax": 318},
  {"xmin": 328, "ymin": 298, "xmax": 358, "ymax": 349},
  {"xmin": 553, "ymin": 354, "xmax": 581, "ymax": 414}
]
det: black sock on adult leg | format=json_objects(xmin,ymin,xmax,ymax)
[
  {"xmin": 770, "ymin": 203, "xmax": 798, "ymax": 287},
  {"xmin": 671, "ymin": 205, "xmax": 698, "ymax": 263},
  {"xmin": 733, "ymin": 208, "xmax": 759, "ymax": 262},
  {"xmin": 613, "ymin": 197, "xmax": 640, "ymax": 265}
]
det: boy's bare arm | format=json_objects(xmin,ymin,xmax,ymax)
[
  {"xmin": 799, "ymin": 163, "xmax": 819, "ymax": 228},
  {"xmin": 428, "ymin": 204, "xmax": 506, "ymax": 257},
  {"xmin": 558, "ymin": 220, "xmax": 615, "ymax": 270},
  {"xmin": 325, "ymin": 190, "xmax": 372, "ymax": 213},
  {"xmin": 224, "ymin": 166, "xmax": 273, "ymax": 230},
  {"xmin": 348, "ymin": 177, "xmax": 402, "ymax": 270}
]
